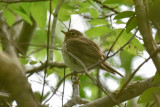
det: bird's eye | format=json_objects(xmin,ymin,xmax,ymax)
[{"xmin": 71, "ymin": 32, "xmax": 76, "ymax": 36}]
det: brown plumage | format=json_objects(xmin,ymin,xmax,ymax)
[{"xmin": 62, "ymin": 29, "xmax": 123, "ymax": 77}]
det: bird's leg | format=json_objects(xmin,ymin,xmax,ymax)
[{"xmin": 72, "ymin": 74, "xmax": 80, "ymax": 98}]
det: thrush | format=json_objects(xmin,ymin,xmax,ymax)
[{"xmin": 62, "ymin": 29, "xmax": 123, "ymax": 77}]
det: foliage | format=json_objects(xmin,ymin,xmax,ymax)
[{"xmin": 0, "ymin": 0, "xmax": 160, "ymax": 107}]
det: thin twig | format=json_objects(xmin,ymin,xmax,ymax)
[
  {"xmin": 26, "ymin": 62, "xmax": 66, "ymax": 75},
  {"xmin": 59, "ymin": 19, "xmax": 69, "ymax": 30},
  {"xmin": 40, "ymin": 0, "xmax": 52, "ymax": 102},
  {"xmin": 68, "ymin": 18, "xmax": 71, "ymax": 30},
  {"xmin": 93, "ymin": 0, "xmax": 119, "ymax": 14},
  {"xmin": 44, "ymin": 72, "xmax": 74, "ymax": 104},
  {"xmin": 106, "ymin": 28, "xmax": 125, "ymax": 57},
  {"xmin": 62, "ymin": 68, "xmax": 66, "ymax": 106},
  {"xmin": 115, "ymin": 49, "xmax": 160, "ymax": 98},
  {"xmin": 108, "ymin": 29, "xmax": 138, "ymax": 58},
  {"xmin": 49, "ymin": 0, "xmax": 65, "ymax": 62},
  {"xmin": 17, "ymin": 43, "xmax": 62, "ymax": 50}
]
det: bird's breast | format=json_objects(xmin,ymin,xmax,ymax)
[{"xmin": 62, "ymin": 43, "xmax": 83, "ymax": 71}]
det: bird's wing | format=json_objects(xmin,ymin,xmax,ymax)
[
  {"xmin": 65, "ymin": 36, "xmax": 123, "ymax": 77},
  {"xmin": 65, "ymin": 36, "xmax": 104, "ymax": 64}
]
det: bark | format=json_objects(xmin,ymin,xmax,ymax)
[
  {"xmin": 80, "ymin": 77, "xmax": 153, "ymax": 107},
  {"xmin": 0, "ymin": 52, "xmax": 42, "ymax": 107},
  {"xmin": 134, "ymin": 0, "xmax": 160, "ymax": 73}
]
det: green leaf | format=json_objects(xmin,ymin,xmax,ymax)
[
  {"xmin": 58, "ymin": 7, "xmax": 71, "ymax": 21},
  {"xmin": 34, "ymin": 91, "xmax": 50, "ymax": 102},
  {"xmin": 126, "ymin": 16, "xmax": 138, "ymax": 33},
  {"xmin": 34, "ymin": 91, "xmax": 41, "ymax": 101},
  {"xmin": 31, "ymin": 48, "xmax": 46, "ymax": 60},
  {"xmin": 43, "ymin": 92, "xmax": 50, "ymax": 101},
  {"xmin": 78, "ymin": 1, "xmax": 91, "ymax": 13},
  {"xmin": 114, "ymin": 11, "xmax": 135, "ymax": 19},
  {"xmin": 47, "ymin": 67, "xmax": 68, "ymax": 77},
  {"xmin": 53, "ymin": 68, "xmax": 67, "ymax": 77},
  {"xmin": 133, "ymin": 76, "xmax": 144, "ymax": 81},
  {"xmin": 138, "ymin": 87, "xmax": 160, "ymax": 103},
  {"xmin": 120, "ymin": 50, "xmax": 134, "ymax": 73},
  {"xmin": 9, "ymin": 4, "xmax": 32, "ymax": 25},
  {"xmin": 31, "ymin": 29, "xmax": 47, "ymax": 44},
  {"xmin": 58, "ymin": 3, "xmax": 75, "ymax": 21},
  {"xmin": 110, "ymin": 29, "xmax": 144, "ymax": 55},
  {"xmin": 79, "ymin": 74, "xmax": 100, "ymax": 100},
  {"xmin": 47, "ymin": 68, "xmax": 56, "ymax": 76},
  {"xmin": 103, "ymin": 0, "xmax": 123, "ymax": 4},
  {"xmin": 20, "ymin": 2, "xmax": 32, "ymax": 15},
  {"xmin": 53, "ymin": 50, "xmax": 63, "ymax": 61},
  {"xmin": 155, "ymin": 30, "xmax": 160, "ymax": 42},
  {"xmin": 3, "ymin": 8, "xmax": 15, "ymax": 26},
  {"xmin": 89, "ymin": 86, "xmax": 99, "ymax": 100},
  {"xmin": 31, "ymin": 2, "xmax": 48, "ymax": 29},
  {"xmin": 152, "ymin": 72, "xmax": 160, "ymax": 85},
  {"xmin": 80, "ymin": 87, "xmax": 87, "ymax": 98},
  {"xmin": 115, "ymin": 19, "xmax": 125, "ymax": 24},
  {"xmin": 89, "ymin": 8, "xmax": 98, "ymax": 19},
  {"xmin": 89, "ymin": 19, "xmax": 108, "ymax": 25},
  {"xmin": 85, "ymin": 26, "xmax": 112, "ymax": 37},
  {"xmin": 29, "ymin": 60, "xmax": 37, "ymax": 65},
  {"xmin": 122, "ymin": 0, "xmax": 134, "ymax": 5},
  {"xmin": 30, "ymin": 29, "xmax": 47, "ymax": 60},
  {"xmin": 79, "ymin": 75, "xmax": 93, "ymax": 87},
  {"xmin": 19, "ymin": 57, "xmax": 28, "ymax": 64},
  {"xmin": 0, "ymin": 3, "xmax": 4, "ymax": 10}
]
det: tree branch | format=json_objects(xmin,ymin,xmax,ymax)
[
  {"xmin": 93, "ymin": 0, "xmax": 119, "ymax": 14},
  {"xmin": 0, "ymin": 0, "xmax": 48, "ymax": 3},
  {"xmin": 0, "ymin": 52, "xmax": 42, "ymax": 107},
  {"xmin": 80, "ymin": 77, "xmax": 154, "ymax": 107},
  {"xmin": 26, "ymin": 62, "xmax": 66, "ymax": 74},
  {"xmin": 49, "ymin": 0, "xmax": 65, "ymax": 62},
  {"xmin": 134, "ymin": 0, "xmax": 160, "ymax": 73},
  {"xmin": 63, "ymin": 75, "xmax": 88, "ymax": 107}
]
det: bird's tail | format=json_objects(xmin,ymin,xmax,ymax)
[{"xmin": 100, "ymin": 62, "xmax": 124, "ymax": 77}]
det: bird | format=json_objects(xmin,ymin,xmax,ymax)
[{"xmin": 61, "ymin": 29, "xmax": 123, "ymax": 77}]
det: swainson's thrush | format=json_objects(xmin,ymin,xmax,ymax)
[{"xmin": 62, "ymin": 29, "xmax": 123, "ymax": 77}]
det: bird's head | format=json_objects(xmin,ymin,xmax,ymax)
[{"xmin": 61, "ymin": 29, "xmax": 83, "ymax": 41}]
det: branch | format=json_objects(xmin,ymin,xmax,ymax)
[
  {"xmin": 0, "ymin": 92, "xmax": 9, "ymax": 99},
  {"xmin": 0, "ymin": 52, "xmax": 42, "ymax": 107},
  {"xmin": 63, "ymin": 75, "xmax": 88, "ymax": 107},
  {"xmin": 134, "ymin": 0, "xmax": 160, "ymax": 73},
  {"xmin": 0, "ymin": 13, "xmax": 17, "ymax": 56},
  {"xmin": 93, "ymin": 0, "xmax": 119, "ymax": 14},
  {"xmin": 80, "ymin": 77, "xmax": 154, "ymax": 107},
  {"xmin": 0, "ymin": 0, "xmax": 49, "ymax": 3},
  {"xmin": 116, "ymin": 49, "xmax": 159, "ymax": 98},
  {"xmin": 49, "ymin": 0, "xmax": 65, "ymax": 61},
  {"xmin": 44, "ymin": 72, "xmax": 74, "ymax": 104},
  {"xmin": 26, "ymin": 62, "xmax": 66, "ymax": 74}
]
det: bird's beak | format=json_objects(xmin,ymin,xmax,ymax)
[{"xmin": 61, "ymin": 30, "xmax": 66, "ymax": 35}]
